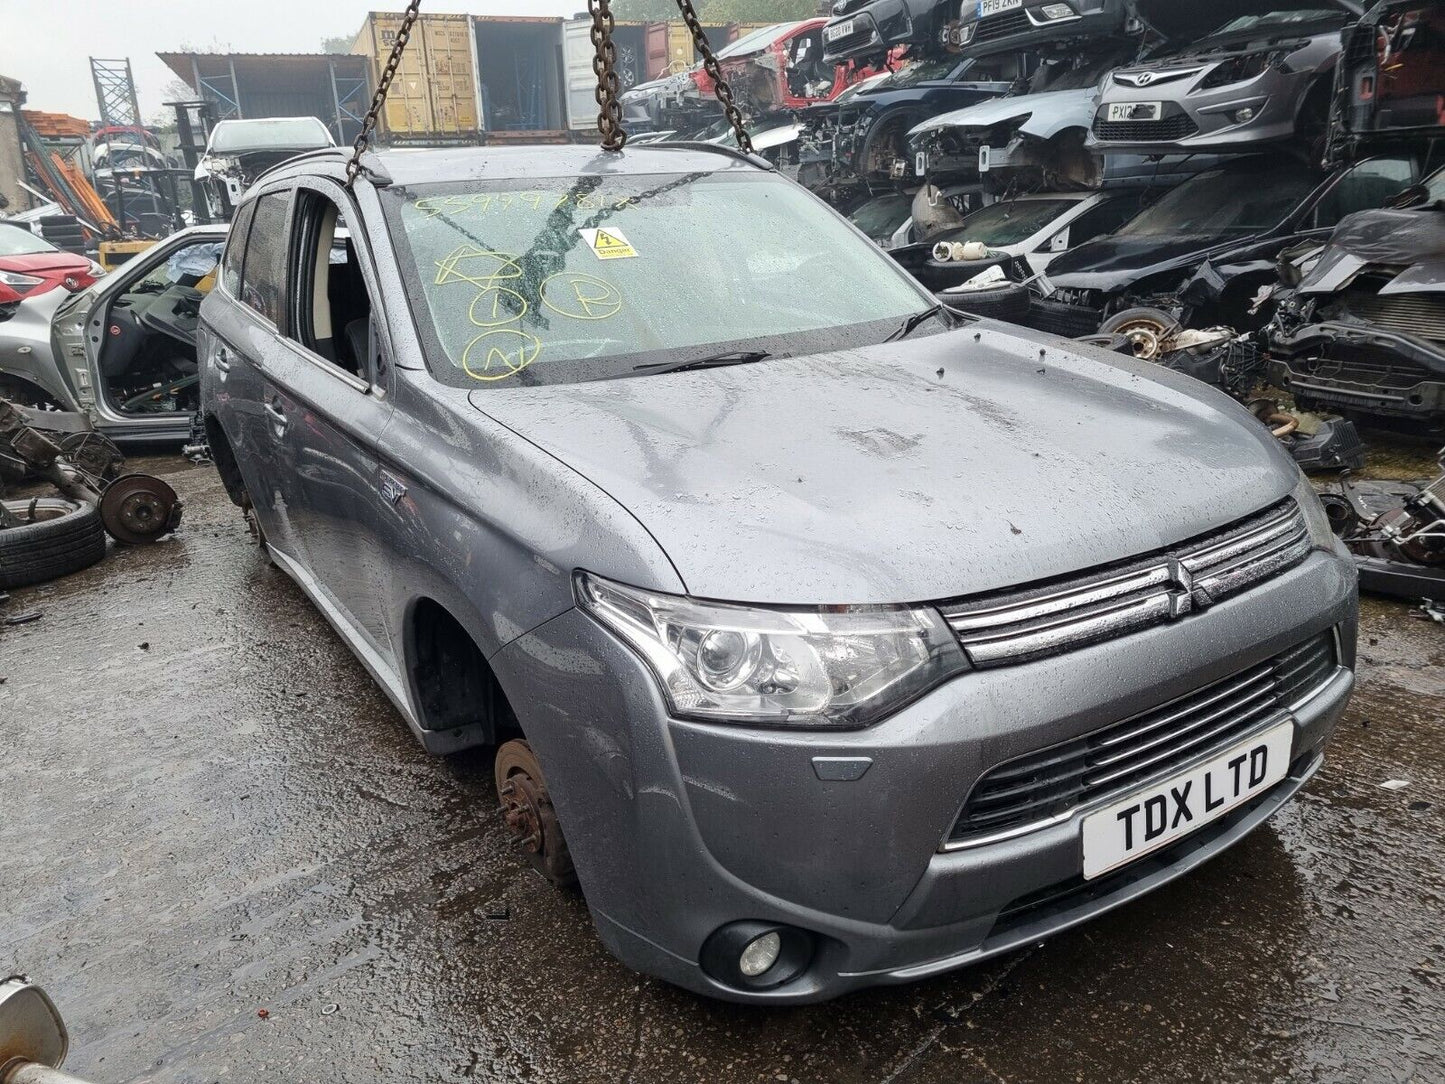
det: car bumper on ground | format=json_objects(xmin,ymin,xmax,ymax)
[{"xmin": 491, "ymin": 547, "xmax": 1357, "ymax": 1004}]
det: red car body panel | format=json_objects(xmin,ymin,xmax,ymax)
[
  {"xmin": 0, "ymin": 250, "xmax": 97, "ymax": 304},
  {"xmin": 694, "ymin": 19, "xmax": 897, "ymax": 112}
]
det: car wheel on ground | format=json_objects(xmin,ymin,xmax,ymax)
[{"xmin": 0, "ymin": 497, "xmax": 106, "ymax": 589}]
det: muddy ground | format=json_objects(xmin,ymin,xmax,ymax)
[{"xmin": 2, "ymin": 454, "xmax": 1442, "ymax": 1084}]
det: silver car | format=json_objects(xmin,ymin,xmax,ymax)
[
  {"xmin": 2, "ymin": 225, "xmax": 228, "ymax": 444},
  {"xmin": 200, "ymin": 143, "xmax": 1357, "ymax": 1004},
  {"xmin": 1089, "ymin": 0, "xmax": 1361, "ymax": 155}
]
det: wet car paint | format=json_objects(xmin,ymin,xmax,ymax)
[{"xmin": 1, "ymin": 456, "xmax": 1440, "ymax": 1081}]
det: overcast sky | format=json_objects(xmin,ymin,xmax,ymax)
[{"xmin": 0, "ymin": 0, "xmax": 584, "ymax": 122}]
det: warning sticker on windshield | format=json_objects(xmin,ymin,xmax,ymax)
[{"xmin": 579, "ymin": 227, "xmax": 638, "ymax": 260}]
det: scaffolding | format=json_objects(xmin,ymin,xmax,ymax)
[{"xmin": 89, "ymin": 57, "xmax": 142, "ymax": 128}]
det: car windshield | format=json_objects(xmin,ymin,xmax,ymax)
[
  {"xmin": 0, "ymin": 224, "xmax": 58, "ymax": 256},
  {"xmin": 384, "ymin": 170, "xmax": 933, "ymax": 388},
  {"xmin": 848, "ymin": 194, "xmax": 913, "ymax": 237},
  {"xmin": 716, "ymin": 23, "xmax": 789, "ymax": 58},
  {"xmin": 940, "ymin": 199, "xmax": 1079, "ymax": 246},
  {"xmin": 208, "ymin": 118, "xmax": 331, "ymax": 152},
  {"xmin": 1208, "ymin": 8, "xmax": 1347, "ymax": 35},
  {"xmin": 882, "ymin": 56, "xmax": 965, "ymax": 88},
  {"xmin": 1117, "ymin": 165, "xmax": 1321, "ymax": 238}
]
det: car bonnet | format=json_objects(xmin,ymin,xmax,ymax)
[
  {"xmin": 1129, "ymin": 0, "xmax": 1362, "ymax": 43},
  {"xmin": 467, "ymin": 327, "xmax": 1294, "ymax": 605}
]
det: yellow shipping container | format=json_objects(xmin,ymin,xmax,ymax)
[
  {"xmin": 352, "ymin": 11, "xmax": 480, "ymax": 137},
  {"xmin": 662, "ymin": 20, "xmax": 740, "ymax": 74}
]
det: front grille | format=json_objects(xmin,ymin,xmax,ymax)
[
  {"xmin": 942, "ymin": 499, "xmax": 1310, "ymax": 668},
  {"xmin": 973, "ymin": 9, "xmax": 1031, "ymax": 42},
  {"xmin": 1093, "ymin": 113, "xmax": 1200, "ymax": 142},
  {"xmin": 946, "ymin": 632, "xmax": 1337, "ymax": 846},
  {"xmin": 1340, "ymin": 291, "xmax": 1445, "ymax": 344},
  {"xmin": 824, "ymin": 24, "xmax": 876, "ymax": 54}
]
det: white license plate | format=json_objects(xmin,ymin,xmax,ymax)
[
  {"xmin": 1081, "ymin": 720, "xmax": 1293, "ymax": 880},
  {"xmin": 979, "ymin": 0, "xmax": 1023, "ymax": 16},
  {"xmin": 824, "ymin": 18, "xmax": 854, "ymax": 42},
  {"xmin": 1107, "ymin": 101, "xmax": 1162, "ymax": 123}
]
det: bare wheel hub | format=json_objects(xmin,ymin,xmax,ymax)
[
  {"xmin": 98, "ymin": 473, "xmax": 182, "ymax": 544},
  {"xmin": 494, "ymin": 739, "xmax": 577, "ymax": 887}
]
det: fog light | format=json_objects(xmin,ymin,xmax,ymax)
[
  {"xmin": 739, "ymin": 932, "xmax": 782, "ymax": 977},
  {"xmin": 1233, "ymin": 107, "xmax": 1255, "ymax": 123},
  {"xmin": 701, "ymin": 921, "xmax": 815, "ymax": 990},
  {"xmin": 1040, "ymin": 3, "xmax": 1075, "ymax": 18}
]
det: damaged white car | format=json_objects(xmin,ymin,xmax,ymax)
[{"xmin": 194, "ymin": 117, "xmax": 335, "ymax": 221}]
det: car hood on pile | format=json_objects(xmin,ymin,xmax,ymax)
[
  {"xmin": 1130, "ymin": 0, "xmax": 1362, "ymax": 42},
  {"xmin": 469, "ymin": 326, "xmax": 1294, "ymax": 604},
  {"xmin": 909, "ymin": 88, "xmax": 1095, "ymax": 142}
]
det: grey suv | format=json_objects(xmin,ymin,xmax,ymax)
[
  {"xmin": 1089, "ymin": 0, "xmax": 1361, "ymax": 155},
  {"xmin": 199, "ymin": 143, "xmax": 1357, "ymax": 1004}
]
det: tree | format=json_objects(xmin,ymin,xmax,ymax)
[
  {"xmin": 321, "ymin": 34, "xmax": 354, "ymax": 54},
  {"xmin": 613, "ymin": 0, "xmax": 819, "ymax": 21}
]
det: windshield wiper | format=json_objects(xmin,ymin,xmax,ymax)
[
  {"xmin": 885, "ymin": 304, "xmax": 943, "ymax": 342},
  {"xmin": 629, "ymin": 349, "xmax": 774, "ymax": 376}
]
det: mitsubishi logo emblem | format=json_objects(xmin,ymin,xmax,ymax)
[{"xmin": 1166, "ymin": 558, "xmax": 1195, "ymax": 619}]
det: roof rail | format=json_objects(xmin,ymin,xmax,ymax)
[
  {"xmin": 640, "ymin": 141, "xmax": 774, "ymax": 171},
  {"xmin": 249, "ymin": 146, "xmax": 357, "ymax": 187}
]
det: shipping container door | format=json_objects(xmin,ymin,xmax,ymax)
[
  {"xmin": 361, "ymin": 14, "xmax": 434, "ymax": 134},
  {"xmin": 421, "ymin": 16, "xmax": 480, "ymax": 133},
  {"xmin": 644, "ymin": 23, "xmax": 670, "ymax": 80},
  {"xmin": 666, "ymin": 21, "xmax": 695, "ymax": 73},
  {"xmin": 563, "ymin": 18, "xmax": 598, "ymax": 130}
]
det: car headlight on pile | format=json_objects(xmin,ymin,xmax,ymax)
[{"xmin": 576, "ymin": 572, "xmax": 967, "ymax": 728}]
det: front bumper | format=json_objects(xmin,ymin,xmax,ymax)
[
  {"xmin": 1268, "ymin": 320, "xmax": 1445, "ymax": 421},
  {"xmin": 1087, "ymin": 69, "xmax": 1311, "ymax": 155},
  {"xmin": 491, "ymin": 547, "xmax": 1356, "ymax": 1003}
]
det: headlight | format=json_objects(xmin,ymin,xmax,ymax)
[
  {"xmin": 1292, "ymin": 475, "xmax": 1336, "ymax": 550},
  {"xmin": 1198, "ymin": 52, "xmax": 1274, "ymax": 90},
  {"xmin": 576, "ymin": 572, "xmax": 967, "ymax": 728}
]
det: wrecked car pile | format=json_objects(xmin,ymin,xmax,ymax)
[{"xmin": 1268, "ymin": 167, "xmax": 1445, "ymax": 423}]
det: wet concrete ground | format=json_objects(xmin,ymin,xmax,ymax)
[{"xmin": 2, "ymin": 455, "xmax": 1442, "ymax": 1084}]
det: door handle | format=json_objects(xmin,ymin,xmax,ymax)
[
  {"xmin": 214, "ymin": 345, "xmax": 232, "ymax": 373},
  {"xmin": 263, "ymin": 398, "xmax": 288, "ymax": 435}
]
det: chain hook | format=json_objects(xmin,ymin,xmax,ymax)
[
  {"xmin": 347, "ymin": 0, "xmax": 422, "ymax": 187},
  {"xmin": 675, "ymin": 0, "xmax": 753, "ymax": 154},
  {"xmin": 590, "ymin": 0, "xmax": 628, "ymax": 151}
]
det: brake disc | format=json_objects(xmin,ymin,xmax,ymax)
[{"xmin": 99, "ymin": 473, "xmax": 183, "ymax": 544}]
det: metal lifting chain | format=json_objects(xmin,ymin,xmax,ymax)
[
  {"xmin": 590, "ymin": 0, "xmax": 628, "ymax": 151},
  {"xmin": 347, "ymin": 0, "xmax": 422, "ymax": 187},
  {"xmin": 676, "ymin": 0, "xmax": 753, "ymax": 154}
]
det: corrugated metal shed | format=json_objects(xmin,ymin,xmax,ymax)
[{"xmin": 157, "ymin": 52, "xmax": 373, "ymax": 144}]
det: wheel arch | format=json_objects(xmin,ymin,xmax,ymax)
[{"xmin": 403, "ymin": 595, "xmax": 519, "ymax": 749}]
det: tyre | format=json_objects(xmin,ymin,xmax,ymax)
[
  {"xmin": 0, "ymin": 497, "xmax": 106, "ymax": 589},
  {"xmin": 495, "ymin": 739, "xmax": 577, "ymax": 889},
  {"xmin": 1099, "ymin": 306, "xmax": 1182, "ymax": 361},
  {"xmin": 938, "ymin": 281, "xmax": 1031, "ymax": 324}
]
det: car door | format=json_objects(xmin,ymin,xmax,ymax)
[
  {"xmin": 259, "ymin": 179, "xmax": 398, "ymax": 667},
  {"xmin": 205, "ymin": 186, "xmax": 310, "ymax": 564}
]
